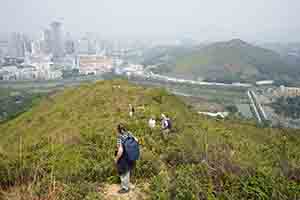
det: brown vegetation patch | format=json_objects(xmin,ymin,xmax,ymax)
[{"xmin": 287, "ymin": 168, "xmax": 300, "ymax": 182}]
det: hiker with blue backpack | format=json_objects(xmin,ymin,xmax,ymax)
[{"xmin": 115, "ymin": 123, "xmax": 140, "ymax": 194}]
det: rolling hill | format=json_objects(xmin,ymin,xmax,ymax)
[
  {"xmin": 166, "ymin": 39, "xmax": 299, "ymax": 82},
  {"xmin": 0, "ymin": 80, "xmax": 299, "ymax": 199}
]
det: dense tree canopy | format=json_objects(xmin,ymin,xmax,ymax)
[{"xmin": 271, "ymin": 96, "xmax": 300, "ymax": 119}]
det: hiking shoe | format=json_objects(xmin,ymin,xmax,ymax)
[
  {"xmin": 118, "ymin": 188, "xmax": 130, "ymax": 194},
  {"xmin": 130, "ymin": 184, "xmax": 135, "ymax": 190}
]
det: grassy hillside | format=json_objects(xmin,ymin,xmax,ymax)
[
  {"xmin": 172, "ymin": 39, "xmax": 298, "ymax": 82},
  {"xmin": 0, "ymin": 88, "xmax": 42, "ymax": 122},
  {"xmin": 0, "ymin": 80, "xmax": 300, "ymax": 199}
]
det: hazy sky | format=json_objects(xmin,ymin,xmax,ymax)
[{"xmin": 0, "ymin": 0, "xmax": 299, "ymax": 42}]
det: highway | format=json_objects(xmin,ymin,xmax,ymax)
[{"xmin": 248, "ymin": 90, "xmax": 268, "ymax": 123}]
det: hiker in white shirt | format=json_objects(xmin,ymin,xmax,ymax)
[
  {"xmin": 129, "ymin": 104, "xmax": 135, "ymax": 118},
  {"xmin": 148, "ymin": 116, "xmax": 156, "ymax": 129}
]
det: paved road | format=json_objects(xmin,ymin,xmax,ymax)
[{"xmin": 248, "ymin": 90, "xmax": 268, "ymax": 123}]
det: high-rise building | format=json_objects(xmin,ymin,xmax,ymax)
[
  {"xmin": 23, "ymin": 35, "xmax": 32, "ymax": 55},
  {"xmin": 42, "ymin": 29, "xmax": 52, "ymax": 54},
  {"xmin": 65, "ymin": 40, "xmax": 75, "ymax": 55},
  {"xmin": 88, "ymin": 39, "xmax": 96, "ymax": 55},
  {"xmin": 64, "ymin": 33, "xmax": 75, "ymax": 55},
  {"xmin": 86, "ymin": 32, "xmax": 97, "ymax": 55},
  {"xmin": 76, "ymin": 33, "xmax": 98, "ymax": 55},
  {"xmin": 8, "ymin": 32, "xmax": 25, "ymax": 58},
  {"xmin": 0, "ymin": 40, "xmax": 9, "ymax": 57},
  {"xmin": 50, "ymin": 21, "xmax": 64, "ymax": 58},
  {"xmin": 77, "ymin": 38, "xmax": 89, "ymax": 54},
  {"xmin": 31, "ymin": 40, "xmax": 42, "ymax": 56}
]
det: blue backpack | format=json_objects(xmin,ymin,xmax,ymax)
[{"xmin": 123, "ymin": 135, "xmax": 140, "ymax": 161}]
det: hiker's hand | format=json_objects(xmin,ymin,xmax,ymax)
[{"xmin": 114, "ymin": 158, "xmax": 118, "ymax": 164}]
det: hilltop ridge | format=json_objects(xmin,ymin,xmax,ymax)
[
  {"xmin": 172, "ymin": 39, "xmax": 294, "ymax": 82},
  {"xmin": 0, "ymin": 80, "xmax": 299, "ymax": 199}
]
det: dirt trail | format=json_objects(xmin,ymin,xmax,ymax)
[{"xmin": 100, "ymin": 184, "xmax": 148, "ymax": 200}]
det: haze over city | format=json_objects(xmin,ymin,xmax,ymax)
[{"xmin": 1, "ymin": 0, "xmax": 300, "ymax": 42}]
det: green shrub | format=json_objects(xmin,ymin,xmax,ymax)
[
  {"xmin": 170, "ymin": 164, "xmax": 215, "ymax": 200},
  {"xmin": 149, "ymin": 170, "xmax": 170, "ymax": 200},
  {"xmin": 164, "ymin": 131, "xmax": 206, "ymax": 166},
  {"xmin": 0, "ymin": 163, "xmax": 19, "ymax": 187},
  {"xmin": 58, "ymin": 182, "xmax": 99, "ymax": 200},
  {"xmin": 239, "ymin": 171, "xmax": 275, "ymax": 200},
  {"xmin": 135, "ymin": 150, "xmax": 163, "ymax": 179}
]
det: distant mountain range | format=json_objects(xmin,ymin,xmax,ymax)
[
  {"xmin": 148, "ymin": 39, "xmax": 300, "ymax": 83},
  {"xmin": 262, "ymin": 42, "xmax": 300, "ymax": 57}
]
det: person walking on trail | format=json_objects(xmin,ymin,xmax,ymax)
[
  {"xmin": 129, "ymin": 104, "xmax": 135, "ymax": 118},
  {"xmin": 115, "ymin": 124, "xmax": 139, "ymax": 194},
  {"xmin": 161, "ymin": 114, "xmax": 172, "ymax": 136},
  {"xmin": 148, "ymin": 116, "xmax": 156, "ymax": 129}
]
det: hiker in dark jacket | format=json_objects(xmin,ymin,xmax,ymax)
[
  {"xmin": 115, "ymin": 124, "xmax": 138, "ymax": 194},
  {"xmin": 161, "ymin": 114, "xmax": 171, "ymax": 131},
  {"xmin": 160, "ymin": 114, "xmax": 172, "ymax": 139}
]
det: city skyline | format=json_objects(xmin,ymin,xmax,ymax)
[{"xmin": 0, "ymin": 0, "xmax": 300, "ymax": 43}]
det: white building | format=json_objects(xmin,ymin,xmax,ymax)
[
  {"xmin": 274, "ymin": 85, "xmax": 300, "ymax": 97},
  {"xmin": 48, "ymin": 70, "xmax": 63, "ymax": 79},
  {"xmin": 16, "ymin": 66, "xmax": 38, "ymax": 80},
  {"xmin": 0, "ymin": 71, "xmax": 15, "ymax": 80},
  {"xmin": 0, "ymin": 39, "xmax": 9, "ymax": 57},
  {"xmin": 0, "ymin": 55, "xmax": 62, "ymax": 80},
  {"xmin": 113, "ymin": 58, "xmax": 124, "ymax": 67},
  {"xmin": 28, "ymin": 55, "xmax": 62, "ymax": 80},
  {"xmin": 59, "ymin": 55, "xmax": 77, "ymax": 71},
  {"xmin": 256, "ymin": 80, "xmax": 274, "ymax": 86},
  {"xmin": 0, "ymin": 66, "xmax": 18, "ymax": 80},
  {"xmin": 123, "ymin": 64, "xmax": 144, "ymax": 72},
  {"xmin": 31, "ymin": 40, "xmax": 42, "ymax": 56},
  {"xmin": 1, "ymin": 65, "xmax": 18, "ymax": 72},
  {"xmin": 77, "ymin": 39, "xmax": 89, "ymax": 54},
  {"xmin": 78, "ymin": 55, "xmax": 113, "ymax": 75}
]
